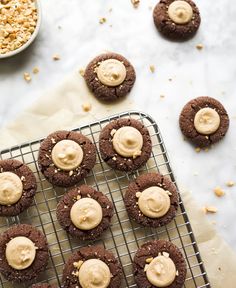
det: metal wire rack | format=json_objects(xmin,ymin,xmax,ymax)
[{"xmin": 0, "ymin": 110, "xmax": 210, "ymax": 288}]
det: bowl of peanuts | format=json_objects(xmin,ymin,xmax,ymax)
[{"xmin": 0, "ymin": 0, "xmax": 41, "ymax": 59}]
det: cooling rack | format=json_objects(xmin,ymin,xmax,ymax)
[{"xmin": 0, "ymin": 110, "xmax": 210, "ymax": 288}]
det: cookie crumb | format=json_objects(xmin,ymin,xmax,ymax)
[
  {"xmin": 214, "ymin": 187, "xmax": 225, "ymax": 197},
  {"xmin": 23, "ymin": 72, "xmax": 31, "ymax": 82},
  {"xmin": 196, "ymin": 43, "xmax": 204, "ymax": 50},
  {"xmin": 82, "ymin": 103, "xmax": 91, "ymax": 112},
  {"xmin": 131, "ymin": 0, "xmax": 140, "ymax": 8},
  {"xmin": 160, "ymin": 95, "xmax": 165, "ymax": 99},
  {"xmin": 226, "ymin": 181, "xmax": 234, "ymax": 187},
  {"xmin": 204, "ymin": 206, "xmax": 218, "ymax": 213},
  {"xmin": 79, "ymin": 69, "xmax": 85, "ymax": 77},
  {"xmin": 149, "ymin": 65, "xmax": 155, "ymax": 73},
  {"xmin": 53, "ymin": 54, "xmax": 60, "ymax": 61},
  {"xmin": 195, "ymin": 147, "xmax": 201, "ymax": 153},
  {"xmin": 108, "ymin": 8, "xmax": 112, "ymax": 12},
  {"xmin": 32, "ymin": 67, "xmax": 39, "ymax": 74},
  {"xmin": 99, "ymin": 17, "xmax": 106, "ymax": 24}
]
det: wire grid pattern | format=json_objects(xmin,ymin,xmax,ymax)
[{"xmin": 0, "ymin": 111, "xmax": 210, "ymax": 288}]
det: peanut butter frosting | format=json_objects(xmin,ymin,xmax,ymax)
[
  {"xmin": 70, "ymin": 197, "xmax": 103, "ymax": 230},
  {"xmin": 112, "ymin": 126, "xmax": 143, "ymax": 158},
  {"xmin": 51, "ymin": 139, "xmax": 83, "ymax": 171},
  {"xmin": 138, "ymin": 186, "xmax": 171, "ymax": 218},
  {"xmin": 96, "ymin": 59, "xmax": 127, "ymax": 87},
  {"xmin": 168, "ymin": 0, "xmax": 193, "ymax": 24},
  {"xmin": 194, "ymin": 107, "xmax": 221, "ymax": 135},
  {"xmin": 146, "ymin": 254, "xmax": 176, "ymax": 287},
  {"xmin": 0, "ymin": 172, "xmax": 23, "ymax": 205},
  {"xmin": 5, "ymin": 236, "xmax": 37, "ymax": 270},
  {"xmin": 78, "ymin": 259, "xmax": 111, "ymax": 288}
]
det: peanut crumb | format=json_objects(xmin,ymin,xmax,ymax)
[
  {"xmin": 226, "ymin": 181, "xmax": 234, "ymax": 187},
  {"xmin": 136, "ymin": 192, "xmax": 142, "ymax": 198},
  {"xmin": 77, "ymin": 195, "xmax": 81, "ymax": 200},
  {"xmin": 79, "ymin": 69, "xmax": 85, "ymax": 77},
  {"xmin": 195, "ymin": 147, "xmax": 201, "ymax": 153},
  {"xmin": 69, "ymin": 171, "xmax": 73, "ymax": 176},
  {"xmin": 73, "ymin": 260, "xmax": 83, "ymax": 270},
  {"xmin": 144, "ymin": 264, "xmax": 149, "ymax": 272},
  {"xmin": 204, "ymin": 206, "xmax": 218, "ymax": 213},
  {"xmin": 23, "ymin": 72, "xmax": 31, "ymax": 82},
  {"xmin": 51, "ymin": 138, "xmax": 56, "ymax": 144},
  {"xmin": 176, "ymin": 270, "xmax": 179, "ymax": 276},
  {"xmin": 131, "ymin": 0, "xmax": 140, "ymax": 8},
  {"xmin": 112, "ymin": 156, "xmax": 117, "ymax": 161},
  {"xmin": 72, "ymin": 270, "xmax": 79, "ymax": 277},
  {"xmin": 32, "ymin": 67, "xmax": 39, "ymax": 74},
  {"xmin": 99, "ymin": 17, "xmax": 106, "ymax": 24},
  {"xmin": 149, "ymin": 65, "xmax": 155, "ymax": 73},
  {"xmin": 145, "ymin": 257, "xmax": 153, "ymax": 263},
  {"xmin": 53, "ymin": 54, "xmax": 60, "ymax": 61},
  {"xmin": 163, "ymin": 252, "xmax": 169, "ymax": 258},
  {"xmin": 196, "ymin": 43, "xmax": 204, "ymax": 50},
  {"xmin": 82, "ymin": 103, "xmax": 91, "ymax": 112},
  {"xmin": 20, "ymin": 176, "xmax": 25, "ymax": 181},
  {"xmin": 214, "ymin": 187, "xmax": 225, "ymax": 197},
  {"xmin": 110, "ymin": 129, "xmax": 117, "ymax": 137}
]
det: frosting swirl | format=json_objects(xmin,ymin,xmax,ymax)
[
  {"xmin": 79, "ymin": 259, "xmax": 111, "ymax": 288},
  {"xmin": 168, "ymin": 0, "xmax": 193, "ymax": 24},
  {"xmin": 0, "ymin": 172, "xmax": 23, "ymax": 205},
  {"xmin": 51, "ymin": 139, "xmax": 83, "ymax": 171},
  {"xmin": 146, "ymin": 255, "xmax": 176, "ymax": 287},
  {"xmin": 194, "ymin": 107, "xmax": 220, "ymax": 135},
  {"xmin": 96, "ymin": 59, "xmax": 127, "ymax": 87},
  {"xmin": 5, "ymin": 236, "xmax": 37, "ymax": 270},
  {"xmin": 70, "ymin": 197, "xmax": 103, "ymax": 230},
  {"xmin": 112, "ymin": 126, "xmax": 143, "ymax": 158},
  {"xmin": 138, "ymin": 186, "xmax": 170, "ymax": 218}
]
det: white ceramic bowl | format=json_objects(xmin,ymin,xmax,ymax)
[{"xmin": 0, "ymin": 0, "xmax": 42, "ymax": 59}]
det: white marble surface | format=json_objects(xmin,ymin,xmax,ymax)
[{"xmin": 0, "ymin": 0, "xmax": 236, "ymax": 250}]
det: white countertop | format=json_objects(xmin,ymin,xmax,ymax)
[{"xmin": 0, "ymin": 0, "xmax": 236, "ymax": 251}]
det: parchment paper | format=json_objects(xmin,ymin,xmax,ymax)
[{"xmin": 0, "ymin": 71, "xmax": 235, "ymax": 287}]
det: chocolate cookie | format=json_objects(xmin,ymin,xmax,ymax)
[
  {"xmin": 38, "ymin": 130, "xmax": 96, "ymax": 187},
  {"xmin": 56, "ymin": 185, "xmax": 114, "ymax": 241},
  {"xmin": 153, "ymin": 0, "xmax": 201, "ymax": 41},
  {"xmin": 32, "ymin": 284, "xmax": 57, "ymax": 288},
  {"xmin": 84, "ymin": 52, "xmax": 136, "ymax": 102},
  {"xmin": 0, "ymin": 224, "xmax": 49, "ymax": 283},
  {"xmin": 133, "ymin": 240, "xmax": 187, "ymax": 288},
  {"xmin": 0, "ymin": 159, "xmax": 37, "ymax": 217},
  {"xmin": 99, "ymin": 118, "xmax": 152, "ymax": 172},
  {"xmin": 124, "ymin": 173, "xmax": 179, "ymax": 227},
  {"xmin": 62, "ymin": 245, "xmax": 122, "ymax": 288},
  {"xmin": 179, "ymin": 96, "xmax": 230, "ymax": 147}
]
